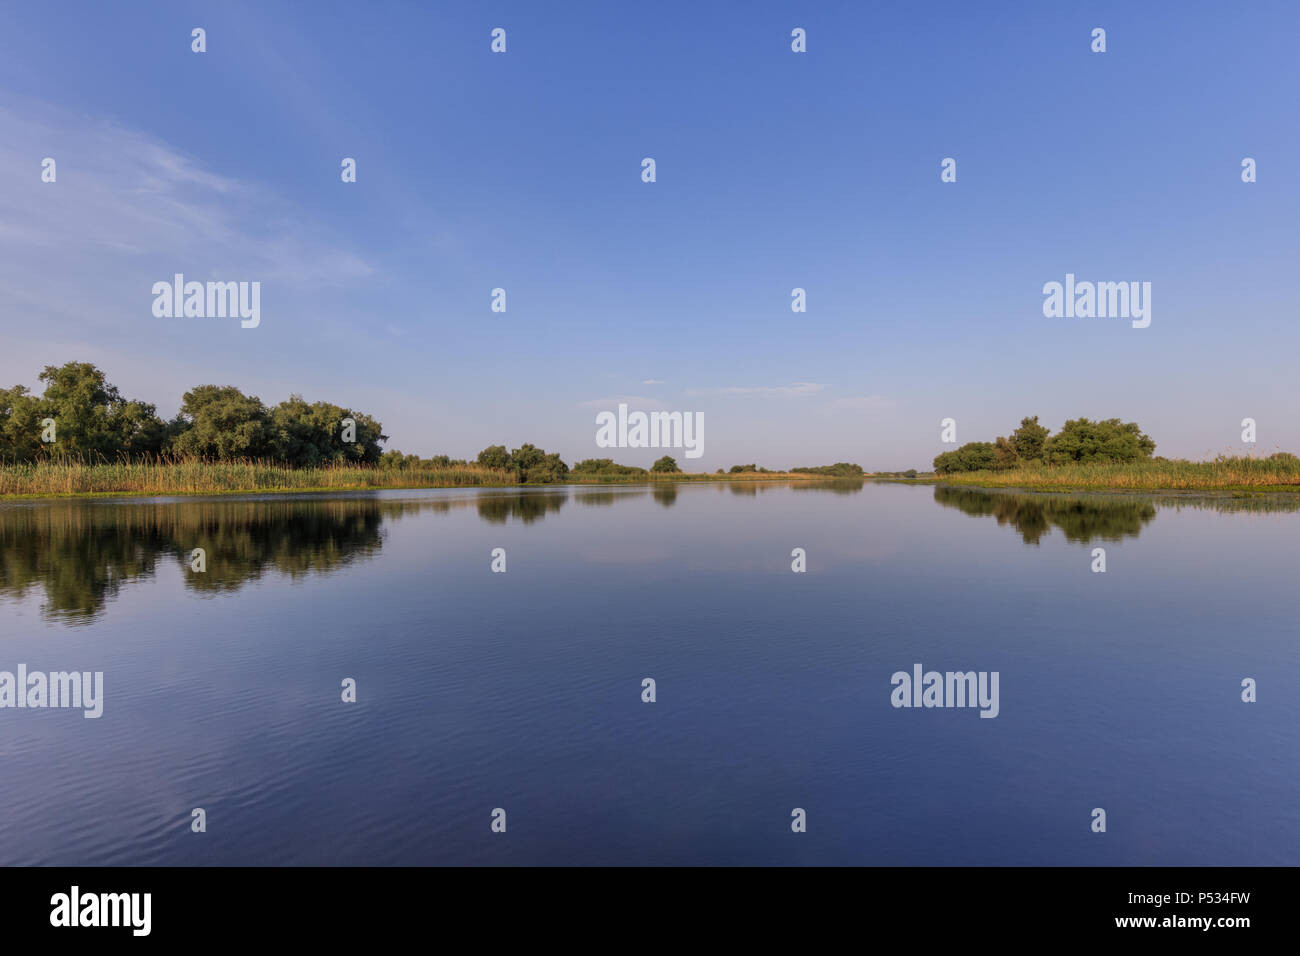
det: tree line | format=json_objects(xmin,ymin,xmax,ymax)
[
  {"xmin": 570, "ymin": 456, "xmax": 683, "ymax": 477},
  {"xmin": 1, "ymin": 362, "xmax": 889, "ymax": 484},
  {"xmin": 933, "ymin": 416, "xmax": 1157, "ymax": 473},
  {"xmin": 791, "ymin": 462, "xmax": 865, "ymax": 477},
  {"xmin": 0, "ymin": 362, "xmax": 386, "ymax": 466}
]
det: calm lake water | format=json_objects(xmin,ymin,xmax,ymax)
[{"xmin": 1, "ymin": 480, "xmax": 1296, "ymax": 865}]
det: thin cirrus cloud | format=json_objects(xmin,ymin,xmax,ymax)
[
  {"xmin": 642, "ymin": 379, "xmax": 665, "ymax": 385},
  {"xmin": 579, "ymin": 396, "xmax": 672, "ymax": 411},
  {"xmin": 821, "ymin": 395, "xmax": 894, "ymax": 411},
  {"xmin": 0, "ymin": 91, "xmax": 387, "ymax": 418},
  {"xmin": 0, "ymin": 94, "xmax": 374, "ymax": 323},
  {"xmin": 686, "ymin": 382, "xmax": 828, "ymax": 397},
  {"xmin": 821, "ymin": 395, "xmax": 897, "ymax": 414}
]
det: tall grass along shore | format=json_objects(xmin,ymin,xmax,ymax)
[
  {"xmin": 935, "ymin": 456, "xmax": 1300, "ymax": 493},
  {"xmin": 0, "ymin": 458, "xmax": 514, "ymax": 499},
  {"xmin": 5, "ymin": 455, "xmax": 1300, "ymax": 500},
  {"xmin": 0, "ymin": 458, "xmax": 840, "ymax": 499}
]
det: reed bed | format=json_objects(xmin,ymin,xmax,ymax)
[
  {"xmin": 936, "ymin": 456, "xmax": 1300, "ymax": 492},
  {"xmin": 0, "ymin": 458, "xmax": 851, "ymax": 498},
  {"xmin": 0, "ymin": 456, "xmax": 514, "ymax": 498}
]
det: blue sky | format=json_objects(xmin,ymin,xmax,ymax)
[{"xmin": 1, "ymin": 1, "xmax": 1297, "ymax": 470}]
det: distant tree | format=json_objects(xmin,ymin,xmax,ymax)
[
  {"xmin": 1011, "ymin": 416, "xmax": 1050, "ymax": 462},
  {"xmin": 268, "ymin": 395, "xmax": 385, "ymax": 466},
  {"xmin": 171, "ymin": 385, "xmax": 272, "ymax": 460},
  {"xmin": 1044, "ymin": 418, "xmax": 1155, "ymax": 464},
  {"xmin": 904, "ymin": 469, "xmax": 917, "ymax": 478},
  {"xmin": 964, "ymin": 443, "xmax": 998, "ymax": 470},
  {"xmin": 34, "ymin": 362, "xmax": 167, "ymax": 460},
  {"xmin": 572, "ymin": 458, "xmax": 616, "ymax": 473},
  {"xmin": 729, "ymin": 463, "xmax": 758, "ymax": 473},
  {"xmin": 933, "ymin": 442, "xmax": 998, "ymax": 474},
  {"xmin": 110, "ymin": 398, "xmax": 170, "ymax": 458},
  {"xmin": 791, "ymin": 462, "xmax": 864, "ymax": 477},
  {"xmin": 651, "ymin": 455, "xmax": 680, "ymax": 473},
  {"xmin": 0, "ymin": 385, "xmax": 44, "ymax": 461},
  {"xmin": 381, "ymin": 449, "xmax": 439, "ymax": 469},
  {"xmin": 993, "ymin": 435, "xmax": 1018, "ymax": 469},
  {"xmin": 510, "ymin": 443, "xmax": 568, "ymax": 483},
  {"xmin": 572, "ymin": 458, "xmax": 647, "ymax": 476},
  {"xmin": 477, "ymin": 444, "xmax": 512, "ymax": 471}
]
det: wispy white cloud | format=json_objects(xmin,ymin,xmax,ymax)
[
  {"xmin": 687, "ymin": 382, "xmax": 828, "ymax": 397},
  {"xmin": 642, "ymin": 379, "xmax": 665, "ymax": 385},
  {"xmin": 0, "ymin": 93, "xmax": 375, "ymax": 310},
  {"xmin": 0, "ymin": 92, "xmax": 382, "ymax": 402},
  {"xmin": 822, "ymin": 395, "xmax": 897, "ymax": 413},
  {"xmin": 578, "ymin": 396, "xmax": 671, "ymax": 410}
]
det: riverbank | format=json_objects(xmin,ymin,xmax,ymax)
[
  {"xmin": 0, "ymin": 460, "xmax": 844, "ymax": 500},
  {"xmin": 932, "ymin": 456, "xmax": 1300, "ymax": 493},
  {"xmin": 8, "ymin": 456, "xmax": 1296, "ymax": 500},
  {"xmin": 0, "ymin": 460, "xmax": 514, "ymax": 500}
]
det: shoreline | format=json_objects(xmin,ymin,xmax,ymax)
[
  {"xmin": 0, "ymin": 470, "xmax": 847, "ymax": 502},
  {"xmin": 4, "ymin": 459, "xmax": 1300, "ymax": 502},
  {"xmin": 7, "ymin": 474, "xmax": 1300, "ymax": 502}
]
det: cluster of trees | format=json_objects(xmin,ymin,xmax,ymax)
[
  {"xmin": 791, "ymin": 462, "xmax": 864, "ymax": 477},
  {"xmin": 378, "ymin": 451, "xmax": 468, "ymax": 469},
  {"xmin": 717, "ymin": 462, "xmax": 867, "ymax": 476},
  {"xmin": 571, "ymin": 456, "xmax": 681, "ymax": 476},
  {"xmin": 572, "ymin": 458, "xmax": 647, "ymax": 477},
  {"xmin": 475, "ymin": 444, "xmax": 569, "ymax": 483},
  {"xmin": 934, "ymin": 416, "xmax": 1157, "ymax": 474},
  {"xmin": 0, "ymin": 362, "xmax": 387, "ymax": 465}
]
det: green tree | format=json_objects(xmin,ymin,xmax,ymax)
[
  {"xmin": 477, "ymin": 444, "xmax": 512, "ymax": 471},
  {"xmin": 35, "ymin": 362, "xmax": 166, "ymax": 459},
  {"xmin": 269, "ymin": 395, "xmax": 386, "ymax": 466},
  {"xmin": 791, "ymin": 462, "xmax": 865, "ymax": 477},
  {"xmin": 1011, "ymin": 416, "xmax": 1050, "ymax": 462},
  {"xmin": 171, "ymin": 385, "xmax": 272, "ymax": 460},
  {"xmin": 651, "ymin": 455, "xmax": 681, "ymax": 473},
  {"xmin": 572, "ymin": 458, "xmax": 616, "ymax": 473},
  {"xmin": 0, "ymin": 385, "xmax": 44, "ymax": 461},
  {"xmin": 510, "ymin": 443, "xmax": 568, "ymax": 483},
  {"xmin": 108, "ymin": 399, "xmax": 169, "ymax": 458},
  {"xmin": 933, "ymin": 442, "xmax": 999, "ymax": 474},
  {"xmin": 993, "ymin": 435, "xmax": 1018, "ymax": 469},
  {"xmin": 572, "ymin": 458, "xmax": 647, "ymax": 476},
  {"xmin": 1044, "ymin": 418, "xmax": 1156, "ymax": 464}
]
